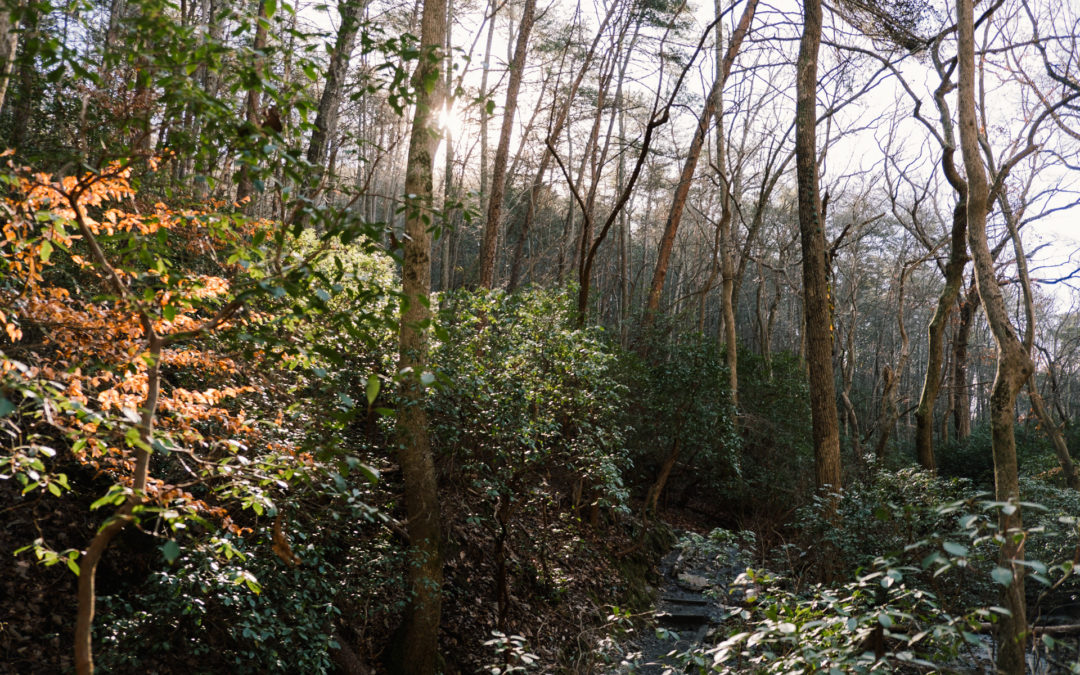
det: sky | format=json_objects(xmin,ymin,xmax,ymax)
[{"xmin": 333, "ymin": 0, "xmax": 1080, "ymax": 300}]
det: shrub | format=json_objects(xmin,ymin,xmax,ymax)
[
  {"xmin": 620, "ymin": 331, "xmax": 740, "ymax": 513},
  {"xmin": 938, "ymin": 422, "xmax": 1059, "ymax": 488},
  {"xmin": 717, "ymin": 350, "xmax": 814, "ymax": 523},
  {"xmin": 430, "ymin": 288, "xmax": 629, "ymax": 512}
]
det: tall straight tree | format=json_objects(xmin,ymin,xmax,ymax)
[
  {"xmin": 794, "ymin": 0, "xmax": 841, "ymax": 492},
  {"xmin": 235, "ymin": 0, "xmax": 269, "ymax": 210},
  {"xmin": 712, "ymin": 0, "xmax": 757, "ymax": 405},
  {"xmin": 395, "ymin": 0, "xmax": 447, "ymax": 667},
  {"xmin": 0, "ymin": 0, "xmax": 21, "ymax": 116},
  {"xmin": 478, "ymin": 0, "xmax": 537, "ymax": 288},
  {"xmin": 956, "ymin": 0, "xmax": 1031, "ymax": 669},
  {"xmin": 306, "ymin": 0, "xmax": 367, "ymax": 170},
  {"xmin": 643, "ymin": 0, "xmax": 756, "ymax": 323}
]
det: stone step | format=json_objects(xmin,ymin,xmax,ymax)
[
  {"xmin": 660, "ymin": 593, "xmax": 710, "ymax": 606},
  {"xmin": 655, "ymin": 606, "xmax": 713, "ymax": 628}
]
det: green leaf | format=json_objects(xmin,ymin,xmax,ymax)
[
  {"xmin": 162, "ymin": 540, "xmax": 181, "ymax": 564},
  {"xmin": 66, "ymin": 554, "xmax": 80, "ymax": 576},
  {"xmin": 358, "ymin": 463, "xmax": 380, "ymax": 485},
  {"xmin": 366, "ymin": 374, "xmax": 380, "ymax": 406},
  {"xmin": 264, "ymin": 0, "xmax": 276, "ymax": 18},
  {"xmin": 921, "ymin": 551, "xmax": 942, "ymax": 569},
  {"xmin": 943, "ymin": 541, "xmax": 968, "ymax": 557},
  {"xmin": 38, "ymin": 240, "xmax": 53, "ymax": 262},
  {"xmin": 163, "ymin": 304, "xmax": 177, "ymax": 322},
  {"xmin": 0, "ymin": 397, "xmax": 14, "ymax": 417},
  {"xmin": 991, "ymin": 566, "xmax": 1013, "ymax": 587},
  {"xmin": 90, "ymin": 486, "xmax": 130, "ymax": 511}
]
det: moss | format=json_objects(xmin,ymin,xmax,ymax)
[{"xmin": 614, "ymin": 522, "xmax": 676, "ymax": 611}]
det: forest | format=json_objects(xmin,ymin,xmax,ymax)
[{"xmin": 1, "ymin": 0, "xmax": 1080, "ymax": 671}]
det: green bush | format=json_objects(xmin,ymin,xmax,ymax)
[
  {"xmin": 96, "ymin": 537, "xmax": 341, "ymax": 673},
  {"xmin": 718, "ymin": 350, "xmax": 814, "ymax": 521},
  {"xmin": 788, "ymin": 469, "xmax": 979, "ymax": 574},
  {"xmin": 620, "ymin": 331, "xmax": 740, "ymax": 510},
  {"xmin": 431, "ymin": 287, "xmax": 629, "ymax": 515},
  {"xmin": 938, "ymin": 422, "xmax": 1059, "ymax": 488},
  {"xmin": 95, "ymin": 492, "xmax": 402, "ymax": 673},
  {"xmin": 695, "ymin": 485, "xmax": 1080, "ymax": 673}
]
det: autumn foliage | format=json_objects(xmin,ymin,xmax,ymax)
[{"xmin": 0, "ymin": 155, "xmax": 338, "ymax": 561}]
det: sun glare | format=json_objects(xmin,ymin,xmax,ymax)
[{"xmin": 438, "ymin": 102, "xmax": 465, "ymax": 139}]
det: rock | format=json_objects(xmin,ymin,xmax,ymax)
[
  {"xmin": 655, "ymin": 606, "xmax": 712, "ymax": 628},
  {"xmin": 676, "ymin": 573, "xmax": 709, "ymax": 591}
]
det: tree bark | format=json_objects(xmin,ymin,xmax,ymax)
[
  {"xmin": 395, "ymin": 0, "xmax": 447, "ymax": 667},
  {"xmin": 306, "ymin": 0, "xmax": 366, "ymax": 170},
  {"xmin": 950, "ymin": 279, "xmax": 978, "ymax": 440},
  {"xmin": 1028, "ymin": 378, "xmax": 1080, "ymax": 489},
  {"xmin": 644, "ymin": 0, "xmax": 756, "ymax": 323},
  {"xmin": 75, "ymin": 337, "xmax": 160, "ymax": 675},
  {"xmin": 0, "ymin": 0, "xmax": 21, "ymax": 117},
  {"xmin": 956, "ymin": 0, "xmax": 1032, "ymax": 670},
  {"xmin": 439, "ymin": 0, "xmax": 455, "ymax": 292},
  {"xmin": 795, "ymin": 0, "xmax": 841, "ymax": 493},
  {"xmin": 876, "ymin": 260, "xmax": 914, "ymax": 461},
  {"xmin": 914, "ymin": 196, "xmax": 967, "ymax": 471},
  {"xmin": 478, "ymin": 0, "xmax": 535, "ymax": 287},
  {"xmin": 9, "ymin": 5, "xmax": 36, "ymax": 150},
  {"xmin": 235, "ymin": 0, "xmax": 269, "ymax": 210},
  {"xmin": 715, "ymin": 0, "xmax": 750, "ymax": 405},
  {"xmin": 477, "ymin": 0, "xmax": 496, "ymax": 221}
]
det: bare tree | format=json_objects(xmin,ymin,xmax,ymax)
[
  {"xmin": 478, "ymin": 0, "xmax": 537, "ymax": 287},
  {"xmin": 956, "ymin": 0, "xmax": 1031, "ymax": 668},
  {"xmin": 643, "ymin": 0, "xmax": 757, "ymax": 328}
]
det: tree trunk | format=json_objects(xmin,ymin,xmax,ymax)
[
  {"xmin": 0, "ymin": 0, "xmax": 21, "ymax": 117},
  {"xmin": 9, "ymin": 5, "xmax": 36, "ymax": 149},
  {"xmin": 76, "ymin": 337, "xmax": 160, "ymax": 675},
  {"xmin": 644, "ymin": 0, "xmax": 757, "ymax": 324},
  {"xmin": 439, "ymin": 0, "xmax": 455, "ymax": 292},
  {"xmin": 235, "ymin": 0, "xmax": 269, "ymax": 210},
  {"xmin": 876, "ymin": 261, "xmax": 913, "ymax": 461},
  {"xmin": 306, "ymin": 0, "xmax": 366, "ymax": 170},
  {"xmin": 956, "ymin": 0, "xmax": 1032, "ymax": 670},
  {"xmin": 478, "ymin": 0, "xmax": 535, "ymax": 288},
  {"xmin": 1028, "ymin": 379, "xmax": 1080, "ymax": 489},
  {"xmin": 395, "ymin": 0, "xmax": 447, "ymax": 667},
  {"xmin": 714, "ymin": 0, "xmax": 747, "ymax": 405},
  {"xmin": 795, "ymin": 0, "xmax": 841, "ymax": 493},
  {"xmin": 913, "ymin": 195, "xmax": 967, "ymax": 471},
  {"xmin": 646, "ymin": 439, "xmax": 681, "ymax": 516},
  {"xmin": 951, "ymin": 279, "xmax": 978, "ymax": 440},
  {"xmin": 478, "ymin": 0, "xmax": 496, "ymax": 218}
]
